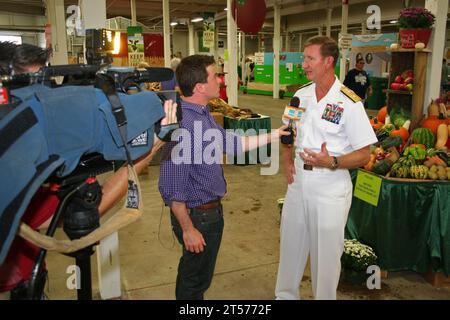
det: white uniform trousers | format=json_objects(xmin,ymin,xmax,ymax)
[{"xmin": 275, "ymin": 158, "xmax": 353, "ymax": 300}]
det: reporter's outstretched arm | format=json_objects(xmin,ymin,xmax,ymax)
[{"xmin": 241, "ymin": 124, "xmax": 289, "ymax": 152}]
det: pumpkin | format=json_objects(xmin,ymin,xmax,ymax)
[
  {"xmin": 370, "ymin": 117, "xmax": 383, "ymax": 130},
  {"xmin": 390, "ymin": 127, "xmax": 409, "ymax": 142},
  {"xmin": 427, "ymin": 100, "xmax": 440, "ymax": 117},
  {"xmin": 377, "ymin": 106, "xmax": 388, "ymax": 123},
  {"xmin": 421, "ymin": 115, "xmax": 448, "ymax": 135}
]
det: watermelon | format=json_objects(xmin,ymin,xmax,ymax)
[{"xmin": 409, "ymin": 128, "xmax": 436, "ymax": 149}]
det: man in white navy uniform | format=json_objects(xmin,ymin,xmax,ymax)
[{"xmin": 275, "ymin": 36, "xmax": 377, "ymax": 300}]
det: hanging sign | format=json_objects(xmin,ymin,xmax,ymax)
[
  {"xmin": 127, "ymin": 26, "xmax": 145, "ymax": 67},
  {"xmin": 203, "ymin": 14, "xmax": 215, "ymax": 48}
]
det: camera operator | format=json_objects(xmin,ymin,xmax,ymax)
[
  {"xmin": 0, "ymin": 41, "xmax": 178, "ymax": 299},
  {"xmin": 0, "ymin": 41, "xmax": 51, "ymax": 75}
]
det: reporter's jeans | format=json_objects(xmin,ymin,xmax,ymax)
[{"xmin": 170, "ymin": 205, "xmax": 224, "ymax": 300}]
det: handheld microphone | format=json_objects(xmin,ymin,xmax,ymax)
[{"xmin": 281, "ymin": 96, "xmax": 301, "ymax": 145}]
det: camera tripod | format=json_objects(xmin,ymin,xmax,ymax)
[{"xmin": 13, "ymin": 154, "xmax": 113, "ymax": 300}]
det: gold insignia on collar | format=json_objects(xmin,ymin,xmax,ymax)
[{"xmin": 340, "ymin": 85, "xmax": 361, "ymax": 103}]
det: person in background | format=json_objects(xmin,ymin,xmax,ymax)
[
  {"xmin": 161, "ymin": 57, "xmax": 180, "ymax": 91},
  {"xmin": 244, "ymin": 58, "xmax": 252, "ymax": 86},
  {"xmin": 159, "ymin": 54, "xmax": 289, "ymax": 300},
  {"xmin": 218, "ymin": 72, "xmax": 228, "ymax": 102},
  {"xmin": 0, "ymin": 41, "xmax": 51, "ymax": 75},
  {"xmin": 275, "ymin": 36, "xmax": 377, "ymax": 300},
  {"xmin": 343, "ymin": 58, "xmax": 373, "ymax": 106}
]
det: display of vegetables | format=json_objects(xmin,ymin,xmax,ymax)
[{"xmin": 364, "ymin": 99, "xmax": 450, "ymax": 181}]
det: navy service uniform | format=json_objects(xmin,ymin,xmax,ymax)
[{"xmin": 276, "ymin": 77, "xmax": 377, "ymax": 300}]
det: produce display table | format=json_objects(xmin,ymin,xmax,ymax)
[
  {"xmin": 223, "ymin": 115, "xmax": 271, "ymax": 165},
  {"xmin": 346, "ymin": 169, "xmax": 450, "ymax": 276}
]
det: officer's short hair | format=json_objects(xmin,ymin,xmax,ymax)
[{"xmin": 304, "ymin": 36, "xmax": 339, "ymax": 67}]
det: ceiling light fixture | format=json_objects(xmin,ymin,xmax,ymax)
[
  {"xmin": 191, "ymin": 17, "xmax": 204, "ymax": 23},
  {"xmin": 170, "ymin": 21, "xmax": 178, "ymax": 26},
  {"xmin": 389, "ymin": 20, "xmax": 398, "ymax": 24}
]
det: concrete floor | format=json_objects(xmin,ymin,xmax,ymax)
[{"xmin": 43, "ymin": 92, "xmax": 450, "ymax": 300}]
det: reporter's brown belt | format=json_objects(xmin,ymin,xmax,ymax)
[{"xmin": 193, "ymin": 199, "xmax": 222, "ymax": 210}]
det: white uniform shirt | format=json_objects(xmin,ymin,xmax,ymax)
[{"xmin": 284, "ymin": 77, "xmax": 377, "ymax": 158}]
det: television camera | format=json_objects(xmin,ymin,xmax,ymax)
[{"xmin": 0, "ymin": 32, "xmax": 181, "ymax": 299}]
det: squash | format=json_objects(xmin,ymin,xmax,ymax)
[
  {"xmin": 372, "ymin": 160, "xmax": 391, "ymax": 176},
  {"xmin": 381, "ymin": 135, "xmax": 404, "ymax": 149},
  {"xmin": 370, "ymin": 117, "xmax": 383, "ymax": 130},
  {"xmin": 390, "ymin": 121, "xmax": 410, "ymax": 142},
  {"xmin": 435, "ymin": 123, "xmax": 449, "ymax": 149},
  {"xmin": 421, "ymin": 115, "xmax": 447, "ymax": 135},
  {"xmin": 377, "ymin": 106, "xmax": 388, "ymax": 123},
  {"xmin": 427, "ymin": 99, "xmax": 439, "ymax": 117}
]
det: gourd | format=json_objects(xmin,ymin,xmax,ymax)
[
  {"xmin": 390, "ymin": 120, "xmax": 410, "ymax": 142},
  {"xmin": 435, "ymin": 123, "xmax": 449, "ymax": 149},
  {"xmin": 377, "ymin": 106, "xmax": 388, "ymax": 123},
  {"xmin": 415, "ymin": 42, "xmax": 425, "ymax": 50},
  {"xmin": 381, "ymin": 135, "xmax": 403, "ymax": 149},
  {"xmin": 370, "ymin": 117, "xmax": 383, "ymax": 130},
  {"xmin": 372, "ymin": 160, "xmax": 391, "ymax": 176},
  {"xmin": 427, "ymin": 99, "xmax": 439, "ymax": 117}
]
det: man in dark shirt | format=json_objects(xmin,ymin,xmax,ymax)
[
  {"xmin": 159, "ymin": 54, "xmax": 288, "ymax": 300},
  {"xmin": 343, "ymin": 58, "xmax": 373, "ymax": 103}
]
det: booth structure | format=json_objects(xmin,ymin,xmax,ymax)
[
  {"xmin": 244, "ymin": 51, "xmax": 340, "ymax": 98},
  {"xmin": 349, "ymin": 33, "xmax": 398, "ymax": 110}
]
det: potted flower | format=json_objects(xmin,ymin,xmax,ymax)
[
  {"xmin": 397, "ymin": 7, "xmax": 436, "ymax": 49},
  {"xmin": 341, "ymin": 239, "xmax": 378, "ymax": 285}
]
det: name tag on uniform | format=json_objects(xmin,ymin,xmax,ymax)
[{"xmin": 322, "ymin": 103, "xmax": 344, "ymax": 124}]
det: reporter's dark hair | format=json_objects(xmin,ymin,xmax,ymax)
[
  {"xmin": 176, "ymin": 54, "xmax": 216, "ymax": 97},
  {"xmin": 304, "ymin": 36, "xmax": 339, "ymax": 67}
]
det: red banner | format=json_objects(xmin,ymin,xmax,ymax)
[{"xmin": 144, "ymin": 34, "xmax": 164, "ymax": 57}]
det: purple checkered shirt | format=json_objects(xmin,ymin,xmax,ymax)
[{"xmin": 158, "ymin": 101, "xmax": 243, "ymax": 208}]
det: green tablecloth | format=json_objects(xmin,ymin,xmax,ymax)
[
  {"xmin": 346, "ymin": 169, "xmax": 450, "ymax": 275},
  {"xmin": 223, "ymin": 115, "xmax": 271, "ymax": 165}
]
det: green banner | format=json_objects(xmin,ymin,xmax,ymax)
[
  {"xmin": 127, "ymin": 26, "xmax": 144, "ymax": 67},
  {"xmin": 354, "ymin": 170, "xmax": 382, "ymax": 206}
]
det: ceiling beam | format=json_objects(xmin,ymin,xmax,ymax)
[{"xmin": 0, "ymin": 3, "xmax": 45, "ymax": 16}]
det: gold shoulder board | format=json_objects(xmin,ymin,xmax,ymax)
[{"xmin": 340, "ymin": 85, "xmax": 361, "ymax": 103}]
